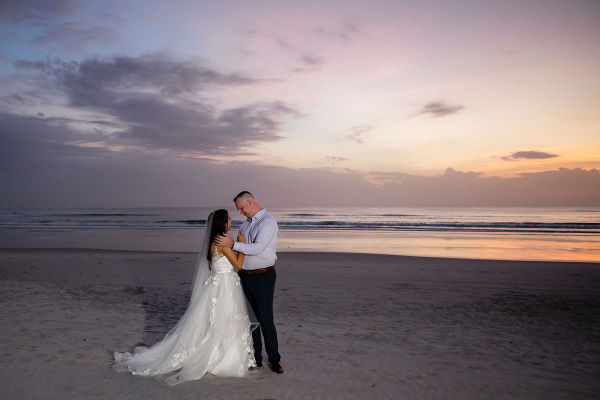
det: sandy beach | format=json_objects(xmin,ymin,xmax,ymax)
[{"xmin": 0, "ymin": 249, "xmax": 598, "ymax": 399}]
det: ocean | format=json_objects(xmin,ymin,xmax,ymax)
[{"xmin": 1, "ymin": 207, "xmax": 599, "ymax": 262}]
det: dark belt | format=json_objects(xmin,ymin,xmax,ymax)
[{"xmin": 242, "ymin": 265, "xmax": 275, "ymax": 274}]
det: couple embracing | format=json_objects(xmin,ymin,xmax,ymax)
[{"xmin": 111, "ymin": 191, "xmax": 283, "ymax": 384}]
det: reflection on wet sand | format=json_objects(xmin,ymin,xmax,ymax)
[{"xmin": 278, "ymin": 230, "xmax": 600, "ymax": 262}]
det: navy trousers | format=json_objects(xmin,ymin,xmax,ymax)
[{"xmin": 238, "ymin": 268, "xmax": 280, "ymax": 363}]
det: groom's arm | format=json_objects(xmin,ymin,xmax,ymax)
[{"xmin": 233, "ymin": 218, "xmax": 277, "ymax": 256}]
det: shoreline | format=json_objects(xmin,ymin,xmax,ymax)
[
  {"xmin": 1, "ymin": 249, "xmax": 599, "ymax": 399},
  {"xmin": 1, "ymin": 247, "xmax": 600, "ymax": 265},
  {"xmin": 2, "ymin": 226, "xmax": 600, "ymax": 263}
]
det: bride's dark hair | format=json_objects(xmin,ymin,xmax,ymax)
[{"xmin": 207, "ymin": 209, "xmax": 229, "ymax": 261}]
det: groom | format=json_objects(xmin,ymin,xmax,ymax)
[{"xmin": 215, "ymin": 191, "xmax": 283, "ymax": 374}]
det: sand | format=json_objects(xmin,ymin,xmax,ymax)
[{"xmin": 0, "ymin": 249, "xmax": 599, "ymax": 399}]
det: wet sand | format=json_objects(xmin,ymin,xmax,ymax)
[{"xmin": 0, "ymin": 249, "xmax": 599, "ymax": 399}]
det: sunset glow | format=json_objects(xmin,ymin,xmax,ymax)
[{"xmin": 1, "ymin": 0, "xmax": 599, "ymax": 207}]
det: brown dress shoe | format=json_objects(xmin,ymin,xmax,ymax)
[{"xmin": 270, "ymin": 361, "xmax": 284, "ymax": 374}]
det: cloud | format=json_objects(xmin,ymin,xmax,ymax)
[
  {"xmin": 415, "ymin": 101, "xmax": 464, "ymax": 118},
  {"xmin": 0, "ymin": 1, "xmax": 121, "ymax": 51},
  {"xmin": 3, "ymin": 93, "xmax": 38, "ymax": 107},
  {"xmin": 238, "ymin": 28, "xmax": 297, "ymax": 52},
  {"xmin": 301, "ymin": 55, "xmax": 323, "ymax": 66},
  {"xmin": 2, "ymin": 124, "xmax": 599, "ymax": 209},
  {"xmin": 13, "ymin": 54, "xmax": 299, "ymax": 155},
  {"xmin": 0, "ymin": 112, "xmax": 110, "ymax": 172},
  {"xmin": 0, "ymin": 113, "xmax": 597, "ymax": 208},
  {"xmin": 292, "ymin": 55, "xmax": 324, "ymax": 73},
  {"xmin": 14, "ymin": 57, "xmax": 57, "ymax": 72},
  {"xmin": 361, "ymin": 167, "xmax": 600, "ymax": 207},
  {"xmin": 275, "ymin": 37, "xmax": 295, "ymax": 51},
  {"xmin": 33, "ymin": 22, "xmax": 120, "ymax": 51},
  {"xmin": 326, "ymin": 156, "xmax": 348, "ymax": 164},
  {"xmin": 39, "ymin": 54, "xmax": 256, "ymax": 97},
  {"xmin": 347, "ymin": 124, "xmax": 371, "ymax": 144},
  {"xmin": 501, "ymin": 150, "xmax": 559, "ymax": 161},
  {"xmin": 315, "ymin": 17, "xmax": 367, "ymax": 42},
  {"xmin": 365, "ymin": 168, "xmax": 483, "ymax": 186},
  {"xmin": 0, "ymin": 0, "xmax": 75, "ymax": 24}
]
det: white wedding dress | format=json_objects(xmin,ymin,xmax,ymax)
[{"xmin": 111, "ymin": 219, "xmax": 258, "ymax": 386}]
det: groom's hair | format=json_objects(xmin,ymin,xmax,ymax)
[{"xmin": 233, "ymin": 191, "xmax": 254, "ymax": 202}]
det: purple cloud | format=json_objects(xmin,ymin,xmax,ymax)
[
  {"xmin": 12, "ymin": 54, "xmax": 300, "ymax": 155},
  {"xmin": 1, "ymin": 1, "xmax": 122, "ymax": 51},
  {"xmin": 415, "ymin": 101, "xmax": 464, "ymax": 118},
  {"xmin": 292, "ymin": 55, "xmax": 324, "ymax": 73},
  {"xmin": 0, "ymin": 0, "xmax": 75, "ymax": 24},
  {"xmin": 326, "ymin": 156, "xmax": 348, "ymax": 164},
  {"xmin": 347, "ymin": 124, "xmax": 371, "ymax": 144},
  {"xmin": 33, "ymin": 22, "xmax": 120, "ymax": 51},
  {"xmin": 501, "ymin": 151, "xmax": 559, "ymax": 161}
]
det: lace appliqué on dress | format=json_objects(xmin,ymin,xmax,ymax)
[
  {"xmin": 169, "ymin": 349, "xmax": 189, "ymax": 369},
  {"xmin": 212, "ymin": 246, "xmax": 225, "ymax": 261},
  {"xmin": 131, "ymin": 368, "xmax": 152, "ymax": 376},
  {"xmin": 241, "ymin": 329, "xmax": 257, "ymax": 368},
  {"xmin": 209, "ymin": 297, "xmax": 218, "ymax": 330}
]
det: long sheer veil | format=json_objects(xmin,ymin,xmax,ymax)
[{"xmin": 189, "ymin": 212, "xmax": 214, "ymax": 298}]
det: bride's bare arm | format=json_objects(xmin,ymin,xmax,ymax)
[{"xmin": 218, "ymin": 232, "xmax": 246, "ymax": 270}]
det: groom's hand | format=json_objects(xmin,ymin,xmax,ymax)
[{"xmin": 215, "ymin": 234, "xmax": 234, "ymax": 248}]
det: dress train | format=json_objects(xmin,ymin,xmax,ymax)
[{"xmin": 111, "ymin": 247, "xmax": 257, "ymax": 385}]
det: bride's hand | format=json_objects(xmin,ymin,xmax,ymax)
[{"xmin": 237, "ymin": 232, "xmax": 246, "ymax": 243}]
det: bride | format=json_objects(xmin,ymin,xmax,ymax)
[{"xmin": 111, "ymin": 209, "xmax": 258, "ymax": 385}]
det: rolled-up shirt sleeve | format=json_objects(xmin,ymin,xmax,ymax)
[{"xmin": 233, "ymin": 217, "xmax": 277, "ymax": 256}]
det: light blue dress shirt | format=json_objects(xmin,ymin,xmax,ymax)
[{"xmin": 232, "ymin": 208, "xmax": 278, "ymax": 270}]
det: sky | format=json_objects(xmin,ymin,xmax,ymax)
[{"xmin": 1, "ymin": 0, "xmax": 599, "ymax": 208}]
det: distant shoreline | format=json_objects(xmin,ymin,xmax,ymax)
[{"xmin": 0, "ymin": 247, "xmax": 599, "ymax": 265}]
